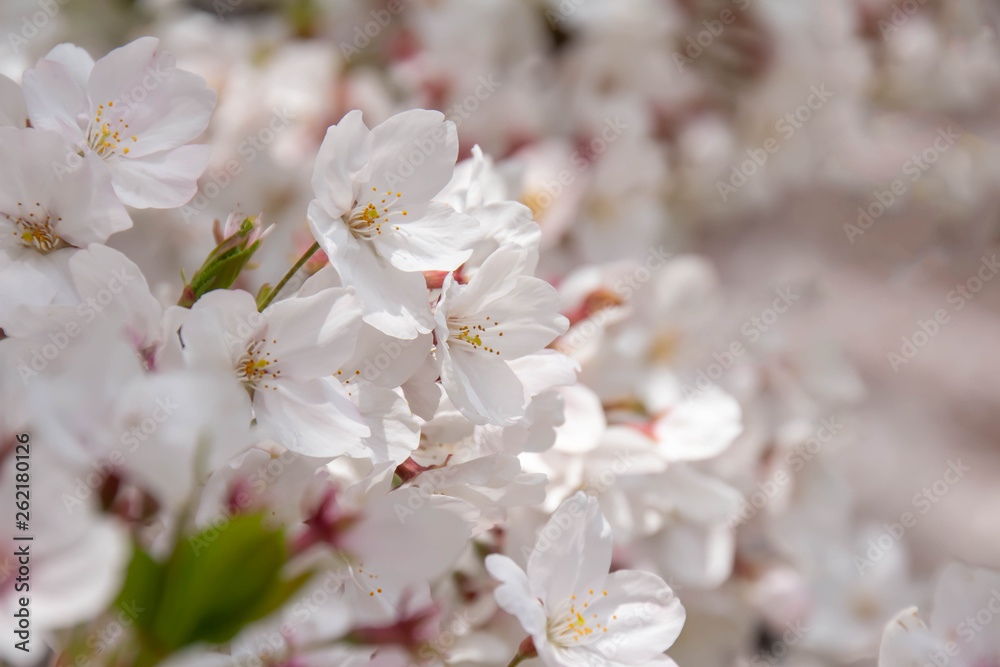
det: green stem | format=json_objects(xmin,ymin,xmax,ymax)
[
  {"xmin": 257, "ymin": 241, "xmax": 320, "ymax": 312},
  {"xmin": 506, "ymin": 653, "xmax": 528, "ymax": 667}
]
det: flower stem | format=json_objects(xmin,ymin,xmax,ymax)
[
  {"xmin": 506, "ymin": 636, "xmax": 537, "ymax": 667},
  {"xmin": 506, "ymin": 655, "xmax": 528, "ymax": 667},
  {"xmin": 257, "ymin": 241, "xmax": 320, "ymax": 311}
]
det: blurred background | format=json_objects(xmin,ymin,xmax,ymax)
[{"xmin": 4, "ymin": 0, "xmax": 1000, "ymax": 664}]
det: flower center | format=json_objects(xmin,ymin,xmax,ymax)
[
  {"xmin": 86, "ymin": 102, "xmax": 138, "ymax": 159},
  {"xmin": 345, "ymin": 187, "xmax": 408, "ymax": 240},
  {"xmin": 447, "ymin": 314, "xmax": 504, "ymax": 357},
  {"xmin": 548, "ymin": 589, "xmax": 611, "ymax": 647},
  {"xmin": 2, "ymin": 203, "xmax": 62, "ymax": 253},
  {"xmin": 357, "ymin": 563, "xmax": 385, "ymax": 598},
  {"xmin": 235, "ymin": 336, "xmax": 280, "ymax": 390}
]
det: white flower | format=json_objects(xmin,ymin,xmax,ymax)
[
  {"xmin": 436, "ymin": 144, "xmax": 541, "ymax": 273},
  {"xmin": 645, "ymin": 374, "xmax": 743, "ymax": 461},
  {"xmin": 0, "ymin": 127, "xmax": 132, "ymax": 327},
  {"xmin": 2, "ymin": 243, "xmax": 162, "ymax": 358},
  {"xmin": 879, "ymin": 563, "xmax": 1000, "ymax": 667},
  {"xmin": 433, "ymin": 246, "xmax": 568, "ymax": 425},
  {"xmin": 485, "ymin": 492, "xmax": 685, "ymax": 667},
  {"xmin": 307, "ymin": 109, "xmax": 480, "ymax": 339},
  {"xmin": 0, "ymin": 127, "xmax": 131, "ymax": 257},
  {"xmin": 26, "ymin": 326, "xmax": 252, "ymax": 512},
  {"xmin": 0, "ymin": 446, "xmax": 128, "ymax": 667},
  {"xmin": 22, "ymin": 38, "xmax": 216, "ymax": 209},
  {"xmin": 294, "ymin": 467, "xmax": 472, "ymax": 626},
  {"xmin": 174, "ymin": 287, "xmax": 370, "ymax": 457}
]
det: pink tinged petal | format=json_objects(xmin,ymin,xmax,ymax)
[
  {"xmin": 180, "ymin": 288, "xmax": 260, "ymax": 373},
  {"xmin": 339, "ymin": 324, "xmax": 432, "ymax": 389},
  {"xmin": 929, "ymin": 563, "xmax": 1000, "ymax": 656},
  {"xmin": 22, "ymin": 60, "xmax": 88, "ymax": 145},
  {"xmin": 56, "ymin": 152, "xmax": 133, "ymax": 243},
  {"xmin": 107, "ymin": 143, "xmax": 211, "ymax": 208},
  {"xmin": 527, "ymin": 492, "xmax": 613, "ymax": 609},
  {"xmin": 312, "ymin": 110, "xmax": 374, "ymax": 218},
  {"xmin": 86, "ymin": 37, "xmax": 161, "ymax": 105},
  {"xmin": 69, "ymin": 244, "xmax": 162, "ymax": 350},
  {"xmin": 0, "ymin": 128, "xmax": 131, "ymax": 246},
  {"xmin": 31, "ymin": 519, "xmax": 129, "ymax": 628},
  {"xmin": 116, "ymin": 64, "xmax": 217, "ymax": 158},
  {"xmin": 438, "ymin": 345, "xmax": 526, "ymax": 426},
  {"xmin": 878, "ymin": 607, "xmax": 946, "ymax": 667},
  {"xmin": 366, "ymin": 109, "xmax": 458, "ymax": 207},
  {"xmin": 652, "ymin": 386, "xmax": 742, "ymax": 461},
  {"xmin": 485, "ymin": 554, "xmax": 548, "ymax": 637},
  {"xmin": 348, "ymin": 385, "xmax": 420, "ymax": 465},
  {"xmin": 584, "ymin": 570, "xmax": 686, "ymax": 661},
  {"xmin": 308, "ymin": 201, "xmax": 433, "ymax": 339},
  {"xmin": 254, "ymin": 377, "xmax": 369, "ymax": 457},
  {"xmin": 447, "ymin": 247, "xmax": 568, "ymax": 360},
  {"xmin": 0, "ymin": 248, "xmax": 82, "ymax": 325},
  {"xmin": 263, "ymin": 286, "xmax": 363, "ymax": 378},
  {"xmin": 377, "ymin": 201, "xmax": 478, "ymax": 273},
  {"xmin": 40, "ymin": 43, "xmax": 95, "ymax": 87},
  {"xmin": 87, "ymin": 35, "xmax": 217, "ymax": 152},
  {"xmin": 342, "ymin": 492, "xmax": 471, "ymax": 586}
]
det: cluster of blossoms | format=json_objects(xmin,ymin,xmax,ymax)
[{"xmin": 1, "ymin": 0, "xmax": 999, "ymax": 666}]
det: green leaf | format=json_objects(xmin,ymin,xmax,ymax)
[
  {"xmin": 255, "ymin": 283, "xmax": 273, "ymax": 311},
  {"xmin": 115, "ymin": 545, "xmax": 166, "ymax": 632},
  {"xmin": 149, "ymin": 513, "xmax": 306, "ymax": 649}
]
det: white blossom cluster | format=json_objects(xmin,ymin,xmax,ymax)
[{"xmin": 1, "ymin": 1, "xmax": 999, "ymax": 667}]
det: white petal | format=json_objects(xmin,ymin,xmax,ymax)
[
  {"xmin": 264, "ymin": 286, "xmax": 363, "ymax": 378},
  {"xmin": 107, "ymin": 144, "xmax": 211, "ymax": 209},
  {"xmin": 377, "ymin": 201, "xmax": 477, "ymax": 273},
  {"xmin": 254, "ymin": 377, "xmax": 369, "ymax": 457},
  {"xmin": 527, "ymin": 492, "xmax": 612, "ymax": 608},
  {"xmin": 311, "ymin": 110, "xmax": 373, "ymax": 218},
  {"xmin": 22, "ymin": 59, "xmax": 88, "ymax": 145},
  {"xmin": 366, "ymin": 109, "xmax": 458, "ymax": 207},
  {"xmin": 485, "ymin": 554, "xmax": 548, "ymax": 637},
  {"xmin": 308, "ymin": 201, "xmax": 433, "ymax": 339},
  {"xmin": 877, "ymin": 607, "xmax": 944, "ymax": 667},
  {"xmin": 585, "ymin": 570, "xmax": 686, "ymax": 660},
  {"xmin": 438, "ymin": 344, "xmax": 526, "ymax": 426},
  {"xmin": 653, "ymin": 385, "xmax": 742, "ymax": 461}
]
